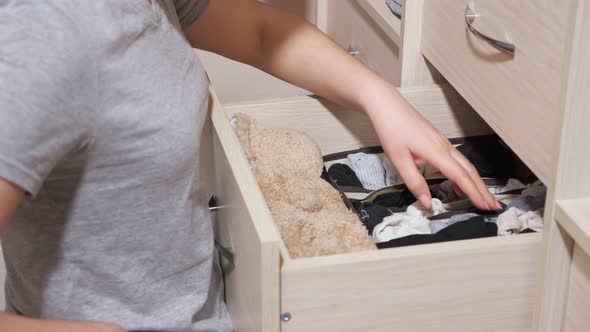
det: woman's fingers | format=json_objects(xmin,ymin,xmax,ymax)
[
  {"xmin": 370, "ymin": 102, "xmax": 501, "ymax": 211},
  {"xmin": 413, "ymin": 156, "xmax": 425, "ymax": 166},
  {"xmin": 449, "ymin": 149, "xmax": 502, "ymax": 210},
  {"xmin": 429, "ymin": 150, "xmax": 491, "ymax": 210},
  {"xmin": 452, "ymin": 182, "xmax": 465, "ymax": 198},
  {"xmin": 389, "ymin": 149, "xmax": 432, "ymax": 209}
]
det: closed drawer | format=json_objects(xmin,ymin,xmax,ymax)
[
  {"xmin": 209, "ymin": 86, "xmax": 541, "ymax": 332},
  {"xmin": 326, "ymin": 0, "xmax": 401, "ymax": 86},
  {"xmin": 421, "ymin": 0, "xmax": 574, "ymax": 183}
]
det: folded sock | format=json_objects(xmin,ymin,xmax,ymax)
[
  {"xmin": 377, "ymin": 216, "xmax": 498, "ymax": 249},
  {"xmin": 371, "ymin": 189, "xmax": 416, "ymax": 208},
  {"xmin": 429, "ymin": 220, "xmax": 449, "ymax": 234},
  {"xmin": 506, "ymin": 181, "xmax": 546, "ymax": 211},
  {"xmin": 456, "ymin": 139, "xmax": 515, "ymax": 178},
  {"xmin": 449, "ymin": 212, "xmax": 480, "ymax": 225},
  {"xmin": 522, "ymin": 180, "xmax": 546, "ymax": 197},
  {"xmin": 429, "ymin": 211, "xmax": 497, "ymax": 233},
  {"xmin": 328, "ymin": 163, "xmax": 363, "ymax": 187},
  {"xmin": 348, "ymin": 153, "xmax": 387, "ymax": 190},
  {"xmin": 488, "ymin": 178, "xmax": 527, "ymax": 194},
  {"xmin": 372, "ymin": 198, "xmax": 447, "ymax": 243},
  {"xmin": 353, "ymin": 202, "xmax": 393, "ymax": 234},
  {"xmin": 432, "ymin": 180, "xmax": 462, "ymax": 203},
  {"xmin": 497, "ymin": 207, "xmax": 544, "ymax": 236},
  {"xmin": 429, "ymin": 210, "xmax": 471, "ymax": 221}
]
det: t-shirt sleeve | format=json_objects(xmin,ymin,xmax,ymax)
[
  {"xmin": 173, "ymin": 0, "xmax": 210, "ymax": 29},
  {"xmin": 0, "ymin": 5, "xmax": 94, "ymax": 196}
]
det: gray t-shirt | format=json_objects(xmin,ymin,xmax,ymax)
[{"xmin": 0, "ymin": 1, "xmax": 232, "ymax": 331}]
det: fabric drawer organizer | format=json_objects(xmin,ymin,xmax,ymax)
[{"xmin": 321, "ymin": 135, "xmax": 546, "ymax": 251}]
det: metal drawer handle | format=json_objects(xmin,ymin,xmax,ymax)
[{"xmin": 465, "ymin": 6, "xmax": 515, "ymax": 56}]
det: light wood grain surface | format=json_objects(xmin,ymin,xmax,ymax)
[
  {"xmin": 225, "ymin": 85, "xmax": 490, "ymax": 156},
  {"xmin": 356, "ymin": 0, "xmax": 402, "ymax": 46},
  {"xmin": 315, "ymin": 0, "xmax": 328, "ymax": 32},
  {"xmin": 326, "ymin": 0, "xmax": 402, "ymax": 86},
  {"xmin": 280, "ymin": 234, "xmax": 541, "ymax": 332},
  {"xmin": 534, "ymin": 0, "xmax": 590, "ymax": 330},
  {"xmin": 210, "ymin": 89, "xmax": 283, "ymax": 332},
  {"xmin": 556, "ymin": 198, "xmax": 590, "ymax": 258},
  {"xmin": 564, "ymin": 245, "xmax": 590, "ymax": 332},
  {"xmin": 398, "ymin": 0, "xmax": 443, "ymax": 87},
  {"xmin": 421, "ymin": 0, "xmax": 574, "ymax": 183}
]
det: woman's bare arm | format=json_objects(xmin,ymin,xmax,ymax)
[{"xmin": 182, "ymin": 0, "xmax": 500, "ymax": 210}]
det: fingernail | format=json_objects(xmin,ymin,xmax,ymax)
[
  {"xmin": 495, "ymin": 201, "xmax": 503, "ymax": 210},
  {"xmin": 419, "ymin": 194, "xmax": 431, "ymax": 209}
]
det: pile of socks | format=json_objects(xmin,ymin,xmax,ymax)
[
  {"xmin": 496, "ymin": 181, "xmax": 546, "ymax": 235},
  {"xmin": 324, "ymin": 138, "xmax": 543, "ymax": 250},
  {"xmin": 351, "ymin": 179, "xmax": 546, "ymax": 249},
  {"xmin": 328, "ymin": 152, "xmax": 430, "ymax": 191},
  {"xmin": 328, "ymin": 138, "xmax": 515, "ymax": 192}
]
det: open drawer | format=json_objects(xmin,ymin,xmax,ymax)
[{"xmin": 208, "ymin": 84, "xmax": 542, "ymax": 332}]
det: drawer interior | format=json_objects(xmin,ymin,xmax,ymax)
[
  {"xmin": 224, "ymin": 84, "xmax": 491, "ymax": 157},
  {"xmin": 212, "ymin": 85, "xmax": 545, "ymax": 332},
  {"xmin": 220, "ymin": 84, "xmax": 546, "ymax": 262}
]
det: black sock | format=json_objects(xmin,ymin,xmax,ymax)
[
  {"xmin": 376, "ymin": 216, "xmax": 498, "ymax": 249},
  {"xmin": 353, "ymin": 202, "xmax": 393, "ymax": 234},
  {"xmin": 328, "ymin": 163, "xmax": 363, "ymax": 187}
]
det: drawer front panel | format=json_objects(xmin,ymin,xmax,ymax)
[
  {"xmin": 327, "ymin": 0, "xmax": 401, "ymax": 86},
  {"xmin": 421, "ymin": 0, "xmax": 574, "ymax": 183},
  {"xmin": 281, "ymin": 235, "xmax": 541, "ymax": 332}
]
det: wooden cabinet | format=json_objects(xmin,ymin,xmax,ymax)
[
  {"xmin": 324, "ymin": 0, "xmax": 402, "ymax": 86},
  {"xmin": 209, "ymin": 85, "xmax": 539, "ymax": 332},
  {"xmin": 421, "ymin": 0, "xmax": 574, "ymax": 183}
]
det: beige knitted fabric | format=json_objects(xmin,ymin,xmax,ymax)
[{"xmin": 234, "ymin": 114, "xmax": 375, "ymax": 258}]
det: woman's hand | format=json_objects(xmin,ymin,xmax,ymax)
[
  {"xmin": 185, "ymin": 0, "xmax": 502, "ymax": 211},
  {"xmin": 365, "ymin": 86, "xmax": 502, "ymax": 211}
]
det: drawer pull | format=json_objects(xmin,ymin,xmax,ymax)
[{"xmin": 464, "ymin": 6, "xmax": 515, "ymax": 56}]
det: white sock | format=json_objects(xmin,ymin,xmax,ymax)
[
  {"xmin": 372, "ymin": 198, "xmax": 446, "ymax": 243},
  {"xmin": 347, "ymin": 153, "xmax": 386, "ymax": 190},
  {"xmin": 497, "ymin": 207, "xmax": 544, "ymax": 236}
]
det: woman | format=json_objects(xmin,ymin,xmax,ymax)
[{"xmin": 0, "ymin": 0, "xmax": 500, "ymax": 331}]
